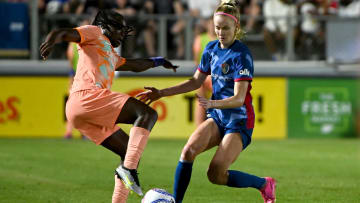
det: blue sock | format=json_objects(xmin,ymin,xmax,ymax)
[
  {"xmin": 173, "ymin": 161, "xmax": 193, "ymax": 203},
  {"xmin": 227, "ymin": 170, "xmax": 266, "ymax": 190}
]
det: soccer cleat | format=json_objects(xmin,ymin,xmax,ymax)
[
  {"xmin": 115, "ymin": 165, "xmax": 143, "ymax": 196},
  {"xmin": 260, "ymin": 177, "xmax": 276, "ymax": 203},
  {"xmin": 64, "ymin": 133, "xmax": 72, "ymax": 139},
  {"xmin": 80, "ymin": 134, "xmax": 88, "ymax": 140}
]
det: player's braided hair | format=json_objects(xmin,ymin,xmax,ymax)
[
  {"xmin": 92, "ymin": 9, "xmax": 134, "ymax": 41},
  {"xmin": 215, "ymin": 0, "xmax": 245, "ymax": 40}
]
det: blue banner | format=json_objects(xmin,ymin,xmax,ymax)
[{"xmin": 0, "ymin": 2, "xmax": 29, "ymax": 50}]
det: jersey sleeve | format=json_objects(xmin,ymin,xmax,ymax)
[
  {"xmin": 197, "ymin": 44, "xmax": 211, "ymax": 75},
  {"xmin": 234, "ymin": 51, "xmax": 254, "ymax": 81},
  {"xmin": 75, "ymin": 25, "xmax": 101, "ymax": 45}
]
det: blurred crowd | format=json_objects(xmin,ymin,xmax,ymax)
[{"xmin": 5, "ymin": 0, "xmax": 360, "ymax": 60}]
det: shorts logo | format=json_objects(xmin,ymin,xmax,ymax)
[
  {"xmin": 239, "ymin": 69, "xmax": 250, "ymax": 76},
  {"xmin": 221, "ymin": 63, "xmax": 230, "ymax": 74}
]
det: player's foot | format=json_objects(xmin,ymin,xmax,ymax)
[
  {"xmin": 260, "ymin": 177, "xmax": 276, "ymax": 203},
  {"xmin": 64, "ymin": 133, "xmax": 72, "ymax": 139},
  {"xmin": 115, "ymin": 165, "xmax": 143, "ymax": 196}
]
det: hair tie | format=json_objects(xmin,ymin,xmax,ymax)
[{"xmin": 215, "ymin": 12, "xmax": 238, "ymax": 23}]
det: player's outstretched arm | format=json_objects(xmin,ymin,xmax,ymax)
[
  {"xmin": 40, "ymin": 28, "xmax": 80, "ymax": 60},
  {"xmin": 116, "ymin": 57, "xmax": 178, "ymax": 72},
  {"xmin": 136, "ymin": 70, "xmax": 207, "ymax": 105}
]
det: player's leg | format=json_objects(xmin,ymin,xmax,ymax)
[
  {"xmin": 76, "ymin": 124, "xmax": 131, "ymax": 203},
  {"xmin": 102, "ymin": 130, "xmax": 131, "ymax": 203},
  {"xmin": 66, "ymin": 90, "xmax": 132, "ymax": 201},
  {"xmin": 115, "ymin": 97, "xmax": 157, "ymax": 169},
  {"xmin": 115, "ymin": 97, "xmax": 157, "ymax": 130},
  {"xmin": 173, "ymin": 118, "xmax": 221, "ymax": 203},
  {"xmin": 101, "ymin": 129, "xmax": 132, "ymax": 203},
  {"xmin": 207, "ymin": 132, "xmax": 275, "ymax": 202},
  {"xmin": 64, "ymin": 121, "xmax": 74, "ymax": 139},
  {"xmin": 101, "ymin": 128, "xmax": 129, "ymax": 162},
  {"xmin": 112, "ymin": 174, "xmax": 130, "ymax": 203},
  {"xmin": 206, "ymin": 132, "xmax": 264, "ymax": 187},
  {"xmin": 114, "ymin": 97, "xmax": 158, "ymax": 196},
  {"xmin": 181, "ymin": 119, "xmax": 221, "ymax": 162}
]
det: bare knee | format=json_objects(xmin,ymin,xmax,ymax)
[
  {"xmin": 181, "ymin": 145, "xmax": 198, "ymax": 162},
  {"xmin": 207, "ymin": 162, "xmax": 227, "ymax": 185}
]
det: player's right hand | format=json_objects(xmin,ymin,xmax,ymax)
[{"xmin": 136, "ymin": 87, "xmax": 162, "ymax": 105}]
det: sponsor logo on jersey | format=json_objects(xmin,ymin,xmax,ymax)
[
  {"xmin": 212, "ymin": 73, "xmax": 233, "ymax": 81},
  {"xmin": 221, "ymin": 63, "xmax": 230, "ymax": 74},
  {"xmin": 239, "ymin": 69, "xmax": 250, "ymax": 76}
]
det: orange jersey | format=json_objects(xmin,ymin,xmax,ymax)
[{"xmin": 70, "ymin": 25, "xmax": 125, "ymax": 93}]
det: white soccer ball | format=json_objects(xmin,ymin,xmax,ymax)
[{"xmin": 141, "ymin": 188, "xmax": 175, "ymax": 203}]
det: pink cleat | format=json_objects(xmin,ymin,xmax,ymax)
[{"xmin": 260, "ymin": 177, "xmax": 276, "ymax": 203}]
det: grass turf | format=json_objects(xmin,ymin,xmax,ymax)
[{"xmin": 0, "ymin": 138, "xmax": 359, "ymax": 203}]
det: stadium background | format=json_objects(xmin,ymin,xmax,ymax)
[
  {"xmin": 1, "ymin": 61, "xmax": 358, "ymax": 139},
  {"xmin": 0, "ymin": 0, "xmax": 359, "ymax": 202}
]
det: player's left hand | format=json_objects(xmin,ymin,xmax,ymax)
[
  {"xmin": 162, "ymin": 59, "xmax": 179, "ymax": 73},
  {"xmin": 196, "ymin": 94, "xmax": 213, "ymax": 109}
]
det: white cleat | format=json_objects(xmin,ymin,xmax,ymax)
[{"xmin": 115, "ymin": 165, "xmax": 143, "ymax": 196}]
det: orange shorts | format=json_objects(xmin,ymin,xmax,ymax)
[{"xmin": 65, "ymin": 88, "xmax": 130, "ymax": 145}]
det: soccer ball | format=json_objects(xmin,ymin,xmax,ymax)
[{"xmin": 141, "ymin": 188, "xmax": 175, "ymax": 203}]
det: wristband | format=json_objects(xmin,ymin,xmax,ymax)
[
  {"xmin": 150, "ymin": 56, "xmax": 165, "ymax": 67},
  {"xmin": 68, "ymin": 68, "xmax": 75, "ymax": 77}
]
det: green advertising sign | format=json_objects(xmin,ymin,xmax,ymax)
[{"xmin": 288, "ymin": 78, "xmax": 358, "ymax": 138}]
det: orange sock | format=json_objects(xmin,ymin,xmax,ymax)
[
  {"xmin": 112, "ymin": 175, "xmax": 129, "ymax": 203},
  {"xmin": 123, "ymin": 127, "xmax": 150, "ymax": 169}
]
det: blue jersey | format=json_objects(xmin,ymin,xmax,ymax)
[{"xmin": 198, "ymin": 40, "xmax": 255, "ymax": 129}]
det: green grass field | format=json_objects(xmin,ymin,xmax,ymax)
[{"xmin": 0, "ymin": 138, "xmax": 359, "ymax": 203}]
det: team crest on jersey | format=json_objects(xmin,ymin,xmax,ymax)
[{"xmin": 221, "ymin": 63, "xmax": 230, "ymax": 74}]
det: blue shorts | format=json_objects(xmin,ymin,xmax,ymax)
[{"xmin": 207, "ymin": 111, "xmax": 253, "ymax": 150}]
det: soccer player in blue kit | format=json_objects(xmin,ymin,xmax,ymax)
[{"xmin": 136, "ymin": 0, "xmax": 276, "ymax": 202}]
